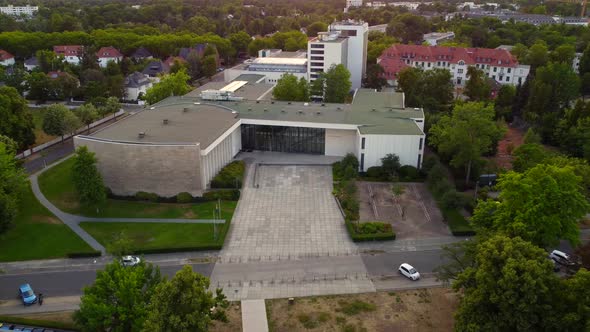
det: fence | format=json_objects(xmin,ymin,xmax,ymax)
[{"xmin": 16, "ymin": 110, "xmax": 125, "ymax": 159}]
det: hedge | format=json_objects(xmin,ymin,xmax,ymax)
[
  {"xmin": 107, "ymin": 189, "xmax": 240, "ymax": 203},
  {"xmin": 345, "ymin": 221, "xmax": 396, "ymax": 242},
  {"xmin": 0, "ymin": 315, "xmax": 78, "ymax": 331},
  {"xmin": 130, "ymin": 245, "xmax": 222, "ymax": 255},
  {"xmin": 203, "ymin": 189, "xmax": 240, "ymax": 201},
  {"xmin": 67, "ymin": 251, "xmax": 102, "ymax": 258},
  {"xmin": 211, "ymin": 160, "xmax": 245, "ymax": 189}
]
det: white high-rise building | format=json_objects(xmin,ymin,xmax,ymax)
[
  {"xmin": 346, "ymin": 0, "xmax": 363, "ymax": 7},
  {"xmin": 307, "ymin": 20, "xmax": 369, "ymax": 90},
  {"xmin": 0, "ymin": 5, "xmax": 38, "ymax": 16}
]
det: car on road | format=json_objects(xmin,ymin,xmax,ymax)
[
  {"xmin": 398, "ymin": 263, "xmax": 420, "ymax": 280},
  {"xmin": 216, "ymin": 67, "xmax": 225, "ymax": 72},
  {"xmin": 121, "ymin": 255, "xmax": 141, "ymax": 267},
  {"xmin": 550, "ymin": 250, "xmax": 575, "ymax": 266},
  {"xmin": 18, "ymin": 284, "xmax": 37, "ymax": 305}
]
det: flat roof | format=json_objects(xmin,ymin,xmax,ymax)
[
  {"xmin": 185, "ymin": 81, "xmax": 274, "ymax": 100},
  {"xmin": 233, "ymin": 74, "xmax": 266, "ymax": 83},
  {"xmin": 252, "ymin": 57, "xmax": 307, "ymax": 66},
  {"xmin": 92, "ymin": 101, "xmax": 239, "ymax": 148}
]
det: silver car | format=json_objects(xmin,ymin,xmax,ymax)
[{"xmin": 121, "ymin": 255, "xmax": 141, "ymax": 267}]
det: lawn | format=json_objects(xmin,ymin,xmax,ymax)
[
  {"xmin": 0, "ymin": 185, "xmax": 94, "ymax": 262},
  {"xmin": 80, "ymin": 220, "xmax": 231, "ymax": 252},
  {"xmin": 38, "ymin": 158, "xmax": 237, "ymax": 220},
  {"xmin": 30, "ymin": 107, "xmax": 57, "ymax": 146}
]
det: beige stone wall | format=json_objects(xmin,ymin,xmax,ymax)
[{"xmin": 74, "ymin": 136, "xmax": 202, "ymax": 197}]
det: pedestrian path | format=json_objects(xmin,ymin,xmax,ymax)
[{"xmin": 241, "ymin": 299, "xmax": 269, "ymax": 332}]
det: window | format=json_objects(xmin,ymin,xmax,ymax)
[
  {"xmin": 310, "ymin": 44, "xmax": 324, "ymax": 49},
  {"xmin": 457, "ymin": 69, "xmax": 463, "ymax": 74},
  {"xmin": 507, "ymin": 68, "xmax": 511, "ymax": 74},
  {"xmin": 493, "ymin": 67, "xmax": 497, "ymax": 72},
  {"xmin": 417, "ymin": 154, "xmax": 422, "ymax": 169},
  {"xmin": 311, "ymin": 62, "xmax": 323, "ymax": 67},
  {"xmin": 310, "ymin": 56, "xmax": 323, "ymax": 60},
  {"xmin": 506, "ymin": 76, "xmax": 510, "ymax": 82},
  {"xmin": 419, "ymin": 138, "xmax": 423, "ymax": 150},
  {"xmin": 492, "ymin": 75, "xmax": 495, "ymax": 79},
  {"xmin": 310, "ymin": 50, "xmax": 324, "ymax": 55},
  {"xmin": 361, "ymin": 137, "xmax": 365, "ymax": 149},
  {"xmin": 457, "ymin": 78, "xmax": 462, "ymax": 85},
  {"xmin": 360, "ymin": 153, "xmax": 365, "ymax": 172},
  {"xmin": 499, "ymin": 75, "xmax": 503, "ymax": 81}
]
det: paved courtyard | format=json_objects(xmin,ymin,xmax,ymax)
[{"xmin": 220, "ymin": 165, "xmax": 357, "ymax": 262}]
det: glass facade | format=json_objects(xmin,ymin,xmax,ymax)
[{"xmin": 241, "ymin": 124, "xmax": 325, "ymax": 154}]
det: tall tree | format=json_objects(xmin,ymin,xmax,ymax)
[
  {"xmin": 35, "ymin": 50, "xmax": 63, "ymax": 73},
  {"xmin": 363, "ymin": 64, "xmax": 387, "ymax": 90},
  {"xmin": 0, "ymin": 142, "xmax": 27, "ymax": 234},
  {"xmin": 272, "ymin": 73, "xmax": 300, "ymax": 101},
  {"xmin": 453, "ymin": 235, "xmax": 558, "ymax": 331},
  {"xmin": 526, "ymin": 42, "xmax": 549, "ymax": 70},
  {"xmin": 472, "ymin": 164, "xmax": 590, "ymax": 247},
  {"xmin": 72, "ymin": 146, "xmax": 106, "ymax": 206},
  {"xmin": 42, "ymin": 104, "xmax": 79, "ymax": 141},
  {"xmin": 324, "ymin": 64, "xmax": 351, "ymax": 103},
  {"xmin": 74, "ymin": 104, "xmax": 99, "ymax": 132},
  {"xmin": 228, "ymin": 31, "xmax": 252, "ymax": 55},
  {"xmin": 27, "ymin": 72, "xmax": 51, "ymax": 102},
  {"xmin": 144, "ymin": 69, "xmax": 191, "ymax": 104},
  {"xmin": 0, "ymin": 86, "xmax": 35, "ymax": 149},
  {"xmin": 429, "ymin": 102, "xmax": 504, "ymax": 183},
  {"xmin": 306, "ymin": 21, "xmax": 328, "ymax": 37},
  {"xmin": 143, "ymin": 265, "xmax": 228, "ymax": 332},
  {"xmin": 550, "ymin": 44, "xmax": 575, "ymax": 65},
  {"xmin": 464, "ymin": 66, "xmax": 491, "ymax": 101},
  {"xmin": 310, "ymin": 73, "xmax": 325, "ymax": 99},
  {"xmin": 296, "ymin": 77, "xmax": 310, "ymax": 102},
  {"xmin": 201, "ymin": 55, "xmax": 217, "ymax": 78},
  {"xmin": 494, "ymin": 85, "xmax": 516, "ymax": 120},
  {"xmin": 381, "ymin": 153, "xmax": 401, "ymax": 180},
  {"xmin": 386, "ymin": 13, "xmax": 430, "ymax": 44},
  {"xmin": 74, "ymin": 261, "xmax": 163, "ymax": 332}
]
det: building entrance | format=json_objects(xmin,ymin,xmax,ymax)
[{"xmin": 241, "ymin": 124, "xmax": 325, "ymax": 154}]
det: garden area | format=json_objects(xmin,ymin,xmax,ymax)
[
  {"xmin": 0, "ymin": 184, "xmax": 95, "ymax": 262},
  {"xmin": 38, "ymin": 157, "xmax": 238, "ymax": 220}
]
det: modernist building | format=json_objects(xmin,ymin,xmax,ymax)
[
  {"xmin": 378, "ymin": 44, "xmax": 530, "ymax": 87},
  {"xmin": 75, "ymin": 83, "xmax": 425, "ymax": 197},
  {"xmin": 308, "ymin": 20, "xmax": 369, "ymax": 89},
  {"xmin": 225, "ymin": 50, "xmax": 308, "ymax": 84}
]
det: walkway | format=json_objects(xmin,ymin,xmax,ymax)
[
  {"xmin": 29, "ymin": 157, "xmax": 224, "ymax": 255},
  {"xmin": 241, "ymin": 300, "xmax": 269, "ymax": 332}
]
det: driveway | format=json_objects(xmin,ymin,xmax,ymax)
[{"xmin": 220, "ymin": 164, "xmax": 357, "ymax": 262}]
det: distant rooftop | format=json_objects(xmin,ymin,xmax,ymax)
[
  {"xmin": 251, "ymin": 57, "xmax": 308, "ymax": 66},
  {"xmin": 185, "ymin": 81, "xmax": 274, "ymax": 100}
]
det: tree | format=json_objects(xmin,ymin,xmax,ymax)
[
  {"xmin": 464, "ymin": 66, "xmax": 491, "ymax": 101},
  {"xmin": 310, "ymin": 73, "xmax": 325, "ymax": 99},
  {"xmin": 74, "ymin": 261, "xmax": 163, "ymax": 332},
  {"xmin": 578, "ymin": 43, "xmax": 590, "ymax": 77},
  {"xmin": 494, "ymin": 85, "xmax": 515, "ymax": 120},
  {"xmin": 42, "ymin": 104, "xmax": 80, "ymax": 141},
  {"xmin": 0, "ymin": 86, "xmax": 35, "ymax": 149},
  {"xmin": 0, "ymin": 135, "xmax": 18, "ymax": 154},
  {"xmin": 397, "ymin": 67, "xmax": 453, "ymax": 112},
  {"xmin": 185, "ymin": 52, "xmax": 201, "ymax": 81},
  {"xmin": 72, "ymin": 146, "xmax": 106, "ymax": 207},
  {"xmin": 386, "ymin": 13, "xmax": 430, "ymax": 44},
  {"xmin": 74, "ymin": 104, "xmax": 99, "ymax": 132},
  {"xmin": 144, "ymin": 69, "xmax": 191, "ymax": 104},
  {"xmin": 27, "ymin": 72, "xmax": 51, "ymax": 102},
  {"xmin": 0, "ymin": 142, "xmax": 27, "ymax": 234},
  {"xmin": 101, "ymin": 96, "xmax": 121, "ymax": 119},
  {"xmin": 523, "ymin": 128, "xmax": 541, "ymax": 144},
  {"xmin": 228, "ymin": 31, "xmax": 252, "ymax": 55},
  {"xmin": 429, "ymin": 102, "xmax": 504, "ymax": 183},
  {"xmin": 472, "ymin": 164, "xmax": 590, "ymax": 247},
  {"xmin": 306, "ymin": 21, "xmax": 328, "ymax": 37},
  {"xmin": 1, "ymin": 67, "xmax": 28, "ymax": 95},
  {"xmin": 297, "ymin": 77, "xmax": 310, "ymax": 102},
  {"xmin": 272, "ymin": 73, "xmax": 300, "ymax": 101},
  {"xmin": 324, "ymin": 64, "xmax": 351, "ymax": 103},
  {"xmin": 433, "ymin": 239, "xmax": 477, "ymax": 284},
  {"xmin": 381, "ymin": 153, "xmax": 401, "ymax": 180},
  {"xmin": 363, "ymin": 64, "xmax": 387, "ymax": 90},
  {"xmin": 143, "ymin": 265, "xmax": 228, "ymax": 332},
  {"xmin": 550, "ymin": 44, "xmax": 575, "ymax": 65},
  {"xmin": 201, "ymin": 55, "xmax": 217, "ymax": 78},
  {"xmin": 511, "ymin": 143, "xmax": 550, "ymax": 172},
  {"xmin": 526, "ymin": 42, "xmax": 549, "ymax": 70},
  {"xmin": 54, "ymin": 72, "xmax": 80, "ymax": 101},
  {"xmin": 453, "ymin": 235, "xmax": 558, "ymax": 331},
  {"xmin": 36, "ymin": 50, "xmax": 63, "ymax": 73}
]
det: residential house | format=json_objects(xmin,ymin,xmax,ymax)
[
  {"xmin": 163, "ymin": 56, "xmax": 186, "ymax": 69},
  {"xmin": 24, "ymin": 57, "xmax": 38, "ymax": 71},
  {"xmin": 131, "ymin": 47, "xmax": 153, "ymax": 62},
  {"xmin": 378, "ymin": 44, "xmax": 530, "ymax": 87},
  {"xmin": 179, "ymin": 43, "xmax": 220, "ymax": 66},
  {"xmin": 54, "ymin": 45, "xmax": 84, "ymax": 65},
  {"xmin": 142, "ymin": 60, "xmax": 170, "ymax": 79},
  {"xmin": 96, "ymin": 46, "xmax": 123, "ymax": 68},
  {"xmin": 124, "ymin": 71, "xmax": 153, "ymax": 102},
  {"xmin": 0, "ymin": 50, "xmax": 15, "ymax": 66}
]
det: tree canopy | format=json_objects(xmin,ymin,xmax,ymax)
[
  {"xmin": 0, "ymin": 142, "xmax": 27, "ymax": 234},
  {"xmin": 323, "ymin": 64, "xmax": 351, "ymax": 103},
  {"xmin": 72, "ymin": 146, "xmax": 106, "ymax": 207},
  {"xmin": 272, "ymin": 73, "xmax": 309, "ymax": 102},
  {"xmin": 42, "ymin": 104, "xmax": 81, "ymax": 140},
  {"xmin": 464, "ymin": 66, "xmax": 491, "ymax": 101},
  {"xmin": 0, "ymin": 86, "xmax": 35, "ymax": 149},
  {"xmin": 397, "ymin": 67, "xmax": 454, "ymax": 112},
  {"xmin": 144, "ymin": 69, "xmax": 191, "ymax": 104}
]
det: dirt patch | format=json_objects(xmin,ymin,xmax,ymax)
[
  {"xmin": 31, "ymin": 215, "xmax": 61, "ymax": 224},
  {"xmin": 182, "ymin": 209, "xmax": 196, "ymax": 219},
  {"xmin": 210, "ymin": 301, "xmax": 242, "ymax": 332},
  {"xmin": 357, "ymin": 182, "xmax": 450, "ymax": 239},
  {"xmin": 14, "ymin": 310, "xmax": 75, "ymax": 325},
  {"xmin": 267, "ymin": 288, "xmax": 458, "ymax": 332},
  {"xmin": 488, "ymin": 126, "xmax": 525, "ymax": 170}
]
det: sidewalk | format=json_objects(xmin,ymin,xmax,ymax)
[
  {"xmin": 371, "ymin": 274, "xmax": 443, "ymax": 292},
  {"xmin": 357, "ymin": 236, "xmax": 467, "ymax": 253},
  {"xmin": 0, "ymin": 296, "xmax": 79, "ymax": 315},
  {"xmin": 241, "ymin": 300, "xmax": 268, "ymax": 332}
]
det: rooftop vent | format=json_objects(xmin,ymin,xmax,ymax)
[
  {"xmin": 256, "ymin": 100, "xmax": 260, "ymax": 104},
  {"xmin": 194, "ymin": 102, "xmax": 200, "ymax": 105},
  {"xmin": 414, "ymin": 108, "xmax": 420, "ymax": 111},
  {"xmin": 281, "ymin": 110, "xmax": 286, "ymax": 113},
  {"xmin": 248, "ymin": 108, "xmax": 252, "ymax": 111},
  {"xmin": 264, "ymin": 108, "xmax": 268, "ymax": 112},
  {"xmin": 304, "ymin": 102, "xmax": 309, "ymax": 106},
  {"xmin": 298, "ymin": 110, "xmax": 304, "ymax": 115},
  {"xmin": 138, "ymin": 132, "xmax": 145, "ymax": 138},
  {"xmin": 288, "ymin": 102, "xmax": 292, "ymax": 105},
  {"xmin": 337, "ymin": 107, "xmax": 342, "ymax": 111},
  {"xmin": 163, "ymin": 119, "xmax": 169, "ymax": 125},
  {"xmin": 150, "ymin": 107, "xmax": 155, "ymax": 110},
  {"xmin": 321, "ymin": 103, "xmax": 325, "ymax": 106},
  {"xmin": 183, "ymin": 107, "xmax": 189, "ymax": 112},
  {"xmin": 371, "ymin": 108, "xmax": 376, "ymax": 112},
  {"xmin": 271, "ymin": 101, "xmax": 275, "ymax": 104},
  {"xmin": 316, "ymin": 111, "xmax": 321, "ymax": 116}
]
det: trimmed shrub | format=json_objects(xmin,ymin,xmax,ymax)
[
  {"xmin": 440, "ymin": 190, "xmax": 467, "ymax": 210},
  {"xmin": 421, "ymin": 155, "xmax": 440, "ymax": 173},
  {"xmin": 355, "ymin": 221, "xmax": 392, "ymax": 234},
  {"xmin": 203, "ymin": 189, "xmax": 240, "ymax": 201},
  {"xmin": 135, "ymin": 191, "xmax": 158, "ymax": 202},
  {"xmin": 176, "ymin": 192, "xmax": 193, "ymax": 203},
  {"xmin": 130, "ymin": 245, "xmax": 222, "ymax": 254},
  {"xmin": 366, "ymin": 166, "xmax": 386, "ymax": 180},
  {"xmin": 67, "ymin": 251, "xmax": 102, "ymax": 258},
  {"xmin": 211, "ymin": 161, "xmax": 245, "ymax": 188},
  {"xmin": 333, "ymin": 154, "xmax": 359, "ymax": 181},
  {"xmin": 399, "ymin": 165, "xmax": 420, "ymax": 181},
  {"xmin": 345, "ymin": 221, "xmax": 396, "ymax": 242}
]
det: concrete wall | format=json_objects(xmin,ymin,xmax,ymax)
[
  {"xmin": 325, "ymin": 129, "xmax": 357, "ymax": 156},
  {"xmin": 74, "ymin": 136, "xmax": 202, "ymax": 197},
  {"xmin": 358, "ymin": 134, "xmax": 425, "ymax": 171},
  {"xmin": 201, "ymin": 124, "xmax": 241, "ymax": 189}
]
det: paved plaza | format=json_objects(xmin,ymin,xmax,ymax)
[{"xmin": 220, "ymin": 164, "xmax": 357, "ymax": 262}]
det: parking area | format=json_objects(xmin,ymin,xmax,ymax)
[
  {"xmin": 357, "ymin": 182, "xmax": 450, "ymax": 239},
  {"xmin": 221, "ymin": 165, "xmax": 357, "ymax": 262}
]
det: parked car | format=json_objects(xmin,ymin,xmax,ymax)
[
  {"xmin": 398, "ymin": 263, "xmax": 420, "ymax": 280},
  {"xmin": 18, "ymin": 284, "xmax": 37, "ymax": 305},
  {"xmin": 550, "ymin": 250, "xmax": 575, "ymax": 266},
  {"xmin": 121, "ymin": 255, "xmax": 141, "ymax": 267}
]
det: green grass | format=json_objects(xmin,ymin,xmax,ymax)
[
  {"xmin": 29, "ymin": 107, "xmax": 57, "ymax": 146},
  {"xmin": 442, "ymin": 206, "xmax": 475, "ymax": 236},
  {"xmin": 80, "ymin": 221, "xmax": 230, "ymax": 252},
  {"xmin": 0, "ymin": 184, "xmax": 94, "ymax": 262},
  {"xmin": 0, "ymin": 315, "xmax": 78, "ymax": 331},
  {"xmin": 38, "ymin": 158, "xmax": 237, "ymax": 220}
]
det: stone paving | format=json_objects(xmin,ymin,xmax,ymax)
[{"xmin": 220, "ymin": 165, "xmax": 357, "ymax": 262}]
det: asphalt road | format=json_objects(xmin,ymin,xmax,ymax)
[
  {"xmin": 362, "ymin": 249, "xmax": 447, "ymax": 276},
  {"xmin": 0, "ymin": 263, "xmax": 214, "ymax": 299}
]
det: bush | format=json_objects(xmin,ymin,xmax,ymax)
[
  {"xmin": 67, "ymin": 251, "xmax": 102, "ymax": 258},
  {"xmin": 333, "ymin": 154, "xmax": 359, "ymax": 181},
  {"xmin": 210, "ymin": 161, "xmax": 245, "ymax": 188},
  {"xmin": 430, "ymin": 177, "xmax": 453, "ymax": 197},
  {"xmin": 203, "ymin": 189, "xmax": 240, "ymax": 201},
  {"xmin": 355, "ymin": 221, "xmax": 391, "ymax": 234},
  {"xmin": 130, "ymin": 245, "xmax": 222, "ymax": 255},
  {"xmin": 176, "ymin": 192, "xmax": 193, "ymax": 203},
  {"xmin": 135, "ymin": 191, "xmax": 158, "ymax": 202},
  {"xmin": 345, "ymin": 221, "xmax": 396, "ymax": 242},
  {"xmin": 399, "ymin": 165, "xmax": 421, "ymax": 181},
  {"xmin": 366, "ymin": 166, "xmax": 386, "ymax": 180},
  {"xmin": 440, "ymin": 190, "xmax": 468, "ymax": 210},
  {"xmin": 421, "ymin": 155, "xmax": 440, "ymax": 173}
]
